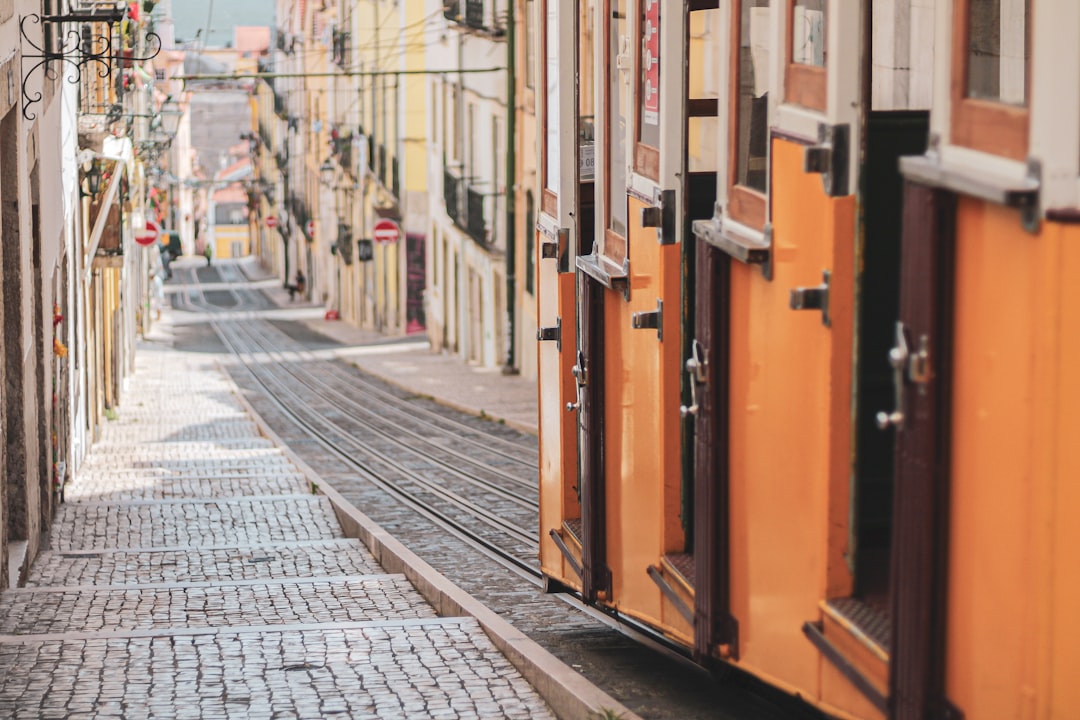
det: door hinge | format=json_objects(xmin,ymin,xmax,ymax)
[
  {"xmin": 804, "ymin": 123, "xmax": 850, "ymax": 197},
  {"xmin": 640, "ymin": 188, "xmax": 677, "ymax": 245},
  {"xmin": 789, "ymin": 270, "xmax": 831, "ymax": 327},
  {"xmin": 631, "ymin": 298, "xmax": 664, "ymax": 340},
  {"xmin": 536, "ymin": 317, "xmax": 561, "ymax": 351}
]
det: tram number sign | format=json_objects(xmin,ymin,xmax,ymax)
[
  {"xmin": 372, "ymin": 219, "xmax": 401, "ymax": 244},
  {"xmin": 357, "ymin": 238, "xmax": 374, "ymax": 262}
]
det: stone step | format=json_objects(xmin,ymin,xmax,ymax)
[
  {"xmin": 50, "ymin": 497, "xmax": 342, "ymax": 552},
  {"xmin": 27, "ymin": 540, "xmax": 381, "ymax": 587},
  {"xmin": 0, "ymin": 575, "xmax": 436, "ymax": 635}
]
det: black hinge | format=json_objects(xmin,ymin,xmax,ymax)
[
  {"xmin": 804, "ymin": 123, "xmax": 850, "ymax": 197},
  {"xmin": 536, "ymin": 317, "xmax": 561, "ymax": 351},
  {"xmin": 641, "ymin": 189, "xmax": 677, "ymax": 245}
]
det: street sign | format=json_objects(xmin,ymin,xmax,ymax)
[
  {"xmin": 134, "ymin": 219, "xmax": 160, "ymax": 247},
  {"xmin": 372, "ymin": 219, "xmax": 401, "ymax": 244},
  {"xmin": 265, "ymin": 215, "xmax": 278, "ymax": 228},
  {"xmin": 305, "ymin": 219, "xmax": 315, "ymax": 237}
]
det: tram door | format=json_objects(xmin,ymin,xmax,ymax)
[{"xmin": 536, "ymin": 0, "xmax": 589, "ymax": 594}]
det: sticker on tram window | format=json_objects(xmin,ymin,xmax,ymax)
[
  {"xmin": 792, "ymin": 1, "xmax": 825, "ymax": 68},
  {"xmin": 642, "ymin": 0, "xmax": 660, "ymax": 127}
]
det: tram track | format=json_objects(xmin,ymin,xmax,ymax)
[{"xmin": 171, "ymin": 266, "xmax": 539, "ymax": 578}]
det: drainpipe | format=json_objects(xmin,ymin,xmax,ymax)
[{"xmin": 502, "ymin": 0, "xmax": 517, "ymax": 374}]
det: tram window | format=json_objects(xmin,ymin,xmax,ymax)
[
  {"xmin": 736, "ymin": 1, "xmax": 770, "ymax": 193},
  {"xmin": 608, "ymin": 0, "xmax": 629, "ymax": 237},
  {"xmin": 544, "ymin": 0, "xmax": 560, "ymax": 194},
  {"xmin": 637, "ymin": 0, "xmax": 661, "ymax": 158},
  {"xmin": 966, "ymin": 0, "xmax": 1029, "ymax": 106},
  {"xmin": 687, "ymin": 8, "xmax": 721, "ymax": 173},
  {"xmin": 786, "ymin": 0, "xmax": 826, "ymax": 110},
  {"xmin": 951, "ymin": 0, "xmax": 1030, "ymax": 160},
  {"xmin": 791, "ymin": 0, "xmax": 825, "ymax": 67}
]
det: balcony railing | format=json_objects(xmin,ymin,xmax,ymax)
[
  {"xmin": 332, "ymin": 29, "xmax": 351, "ymax": 68},
  {"xmin": 466, "ymin": 186, "xmax": 486, "ymax": 244},
  {"xmin": 465, "ymin": 0, "xmax": 484, "ymax": 29},
  {"xmin": 444, "ymin": 167, "xmax": 462, "ymax": 226}
]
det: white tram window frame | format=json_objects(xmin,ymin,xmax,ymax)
[
  {"xmin": 911, "ymin": 0, "xmax": 1080, "ymax": 214},
  {"xmin": 725, "ymin": 0, "xmax": 772, "ymax": 231},
  {"xmin": 769, "ymin": 0, "xmax": 861, "ymax": 183},
  {"xmin": 623, "ymin": 0, "xmax": 693, "ymax": 247},
  {"xmin": 536, "ymin": 0, "xmax": 581, "ymax": 256}
]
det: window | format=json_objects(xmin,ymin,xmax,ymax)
[
  {"xmin": 786, "ymin": 0, "xmax": 826, "ymax": 110},
  {"xmin": 729, "ymin": 0, "xmax": 770, "ymax": 227},
  {"xmin": 525, "ymin": 0, "xmax": 536, "ymax": 90},
  {"xmin": 525, "ymin": 191, "xmax": 536, "ymax": 295},
  {"xmin": 951, "ymin": 0, "xmax": 1030, "ymax": 160},
  {"xmin": 966, "ymin": 0, "xmax": 1029, "ymax": 105},
  {"xmin": 687, "ymin": 6, "xmax": 720, "ymax": 175},
  {"xmin": 544, "ymin": 0, "xmax": 560, "ymax": 194},
  {"xmin": 608, "ymin": 0, "xmax": 629, "ymax": 240},
  {"xmin": 635, "ymin": 0, "xmax": 660, "ymax": 178}
]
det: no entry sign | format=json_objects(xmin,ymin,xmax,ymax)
[
  {"xmin": 134, "ymin": 219, "xmax": 160, "ymax": 247},
  {"xmin": 265, "ymin": 215, "xmax": 278, "ymax": 228},
  {"xmin": 372, "ymin": 219, "xmax": 400, "ymax": 244}
]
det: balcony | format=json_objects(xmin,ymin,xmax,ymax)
[
  {"xmin": 466, "ymin": 186, "xmax": 487, "ymax": 245},
  {"xmin": 444, "ymin": 167, "xmax": 462, "ymax": 226},
  {"xmin": 465, "ymin": 0, "xmax": 483, "ymax": 29}
]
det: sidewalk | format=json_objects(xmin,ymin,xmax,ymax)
[
  {"xmin": 237, "ymin": 258, "xmax": 538, "ymax": 435},
  {"xmin": 0, "ymin": 320, "xmax": 623, "ymax": 718}
]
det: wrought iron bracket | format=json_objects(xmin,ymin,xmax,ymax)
[{"xmin": 19, "ymin": 10, "xmax": 162, "ymax": 121}]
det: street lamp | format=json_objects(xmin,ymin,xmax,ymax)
[
  {"xmin": 85, "ymin": 162, "xmax": 103, "ymax": 196},
  {"xmin": 159, "ymin": 100, "xmax": 183, "ymax": 136}
]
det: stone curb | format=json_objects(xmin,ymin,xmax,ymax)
[{"xmin": 223, "ymin": 365, "xmax": 638, "ymax": 720}]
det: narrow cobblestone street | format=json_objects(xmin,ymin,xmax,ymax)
[{"xmin": 0, "ymin": 334, "xmax": 557, "ymax": 719}]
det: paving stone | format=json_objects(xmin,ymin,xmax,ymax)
[
  {"xmin": 0, "ymin": 336, "xmax": 556, "ymax": 718},
  {"xmin": 50, "ymin": 497, "xmax": 342, "ymax": 551},
  {"xmin": 26, "ymin": 541, "xmax": 381, "ymax": 587}
]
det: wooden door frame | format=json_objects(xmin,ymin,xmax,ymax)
[
  {"xmin": 579, "ymin": 274, "xmax": 611, "ymax": 601},
  {"xmin": 888, "ymin": 181, "xmax": 958, "ymax": 720},
  {"xmin": 692, "ymin": 237, "xmax": 736, "ymax": 661}
]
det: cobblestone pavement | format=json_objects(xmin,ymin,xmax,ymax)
[{"xmin": 0, "ymin": 343, "xmax": 556, "ymax": 719}]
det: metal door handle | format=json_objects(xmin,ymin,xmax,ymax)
[
  {"xmin": 680, "ymin": 340, "xmax": 707, "ymax": 418},
  {"xmin": 876, "ymin": 322, "xmax": 908, "ymax": 430}
]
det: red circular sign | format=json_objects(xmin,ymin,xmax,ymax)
[
  {"xmin": 265, "ymin": 215, "xmax": 278, "ymax": 228},
  {"xmin": 305, "ymin": 220, "xmax": 315, "ymax": 236},
  {"xmin": 134, "ymin": 219, "xmax": 160, "ymax": 247},
  {"xmin": 372, "ymin": 219, "xmax": 401, "ymax": 244}
]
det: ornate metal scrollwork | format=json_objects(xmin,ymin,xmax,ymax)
[{"xmin": 19, "ymin": 10, "xmax": 162, "ymax": 121}]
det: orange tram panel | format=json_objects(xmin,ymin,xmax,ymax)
[{"xmin": 534, "ymin": 0, "xmax": 1080, "ymax": 718}]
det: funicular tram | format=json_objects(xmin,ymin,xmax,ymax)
[{"xmin": 535, "ymin": 1, "xmax": 1080, "ymax": 718}]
